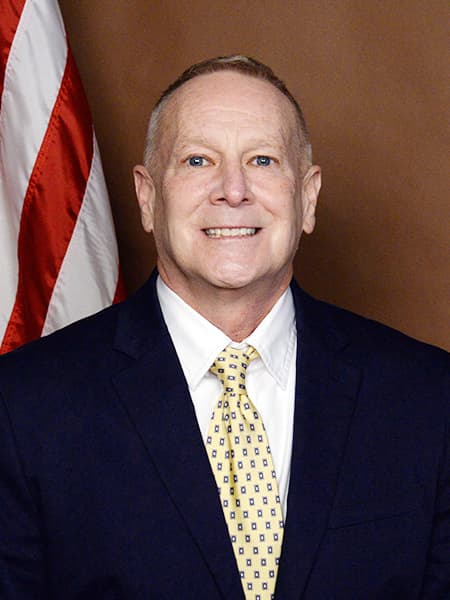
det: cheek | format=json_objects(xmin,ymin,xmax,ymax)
[
  {"xmin": 155, "ymin": 183, "xmax": 184, "ymax": 230},
  {"xmin": 261, "ymin": 175, "xmax": 298, "ymax": 211},
  {"xmin": 279, "ymin": 192, "xmax": 305, "ymax": 245},
  {"xmin": 276, "ymin": 190, "xmax": 302, "ymax": 226},
  {"xmin": 161, "ymin": 178, "xmax": 206, "ymax": 219},
  {"xmin": 151, "ymin": 199, "xmax": 168, "ymax": 233}
]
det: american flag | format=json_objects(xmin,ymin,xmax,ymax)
[{"xmin": 0, "ymin": 0, "xmax": 125, "ymax": 354}]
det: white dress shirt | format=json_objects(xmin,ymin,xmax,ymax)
[{"xmin": 156, "ymin": 277, "xmax": 297, "ymax": 517}]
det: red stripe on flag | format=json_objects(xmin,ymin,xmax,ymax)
[
  {"xmin": 0, "ymin": 47, "xmax": 93, "ymax": 353},
  {"xmin": 113, "ymin": 269, "xmax": 127, "ymax": 304},
  {"xmin": 0, "ymin": 0, "xmax": 26, "ymax": 107}
]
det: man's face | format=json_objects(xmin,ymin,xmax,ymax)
[{"xmin": 135, "ymin": 71, "xmax": 321, "ymax": 303}]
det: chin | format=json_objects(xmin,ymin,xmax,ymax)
[{"xmin": 207, "ymin": 267, "xmax": 268, "ymax": 291}]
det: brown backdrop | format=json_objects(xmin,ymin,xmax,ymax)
[{"xmin": 59, "ymin": 0, "xmax": 449, "ymax": 351}]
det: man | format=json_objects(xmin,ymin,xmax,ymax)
[{"xmin": 0, "ymin": 56, "xmax": 448, "ymax": 599}]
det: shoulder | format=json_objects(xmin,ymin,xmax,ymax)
[
  {"xmin": 292, "ymin": 280, "xmax": 448, "ymax": 358},
  {"xmin": 291, "ymin": 281, "xmax": 449, "ymax": 411},
  {"xmin": 0, "ymin": 301, "xmax": 120, "ymax": 382},
  {"xmin": 0, "ymin": 273, "xmax": 165, "ymax": 393}
]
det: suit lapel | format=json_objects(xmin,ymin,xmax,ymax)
[
  {"xmin": 112, "ymin": 274, "xmax": 244, "ymax": 599},
  {"xmin": 111, "ymin": 275, "xmax": 362, "ymax": 599},
  {"xmin": 275, "ymin": 284, "xmax": 362, "ymax": 599}
]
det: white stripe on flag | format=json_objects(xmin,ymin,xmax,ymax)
[{"xmin": 42, "ymin": 137, "xmax": 119, "ymax": 335}]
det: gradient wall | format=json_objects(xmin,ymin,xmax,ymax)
[{"xmin": 60, "ymin": 1, "xmax": 450, "ymax": 350}]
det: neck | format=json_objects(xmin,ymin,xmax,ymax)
[
  {"xmin": 195, "ymin": 291, "xmax": 283, "ymax": 341},
  {"xmin": 158, "ymin": 269, "xmax": 291, "ymax": 341}
]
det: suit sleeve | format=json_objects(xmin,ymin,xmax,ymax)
[
  {"xmin": 421, "ymin": 416, "xmax": 450, "ymax": 597},
  {"xmin": 0, "ymin": 394, "xmax": 47, "ymax": 599}
]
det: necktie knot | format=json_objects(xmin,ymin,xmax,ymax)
[{"xmin": 210, "ymin": 345, "xmax": 259, "ymax": 396}]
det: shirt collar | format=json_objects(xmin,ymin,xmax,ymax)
[
  {"xmin": 245, "ymin": 289, "xmax": 296, "ymax": 389},
  {"xmin": 156, "ymin": 277, "xmax": 296, "ymax": 391}
]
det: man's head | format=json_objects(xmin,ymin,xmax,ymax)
[{"xmin": 134, "ymin": 55, "xmax": 321, "ymax": 314}]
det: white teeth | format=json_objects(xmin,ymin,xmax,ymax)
[{"xmin": 205, "ymin": 227, "xmax": 257, "ymax": 238}]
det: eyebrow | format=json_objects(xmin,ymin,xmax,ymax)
[
  {"xmin": 244, "ymin": 137, "xmax": 286, "ymax": 151},
  {"xmin": 173, "ymin": 135, "xmax": 287, "ymax": 154},
  {"xmin": 171, "ymin": 136, "xmax": 210, "ymax": 153}
]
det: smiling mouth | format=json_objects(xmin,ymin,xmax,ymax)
[{"xmin": 204, "ymin": 227, "xmax": 259, "ymax": 238}]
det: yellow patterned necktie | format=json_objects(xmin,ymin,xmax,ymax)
[{"xmin": 206, "ymin": 345, "xmax": 284, "ymax": 600}]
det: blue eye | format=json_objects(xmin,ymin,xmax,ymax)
[
  {"xmin": 254, "ymin": 155, "xmax": 272, "ymax": 166},
  {"xmin": 188, "ymin": 156, "xmax": 206, "ymax": 167}
]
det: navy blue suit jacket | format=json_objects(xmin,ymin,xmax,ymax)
[{"xmin": 0, "ymin": 273, "xmax": 449, "ymax": 598}]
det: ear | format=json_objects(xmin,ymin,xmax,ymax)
[
  {"xmin": 133, "ymin": 165, "xmax": 156, "ymax": 233},
  {"xmin": 301, "ymin": 165, "xmax": 321, "ymax": 234}
]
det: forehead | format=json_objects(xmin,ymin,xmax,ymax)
[{"xmin": 160, "ymin": 71, "xmax": 298, "ymax": 147}]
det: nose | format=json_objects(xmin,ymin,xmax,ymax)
[{"xmin": 211, "ymin": 160, "xmax": 250, "ymax": 207}]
